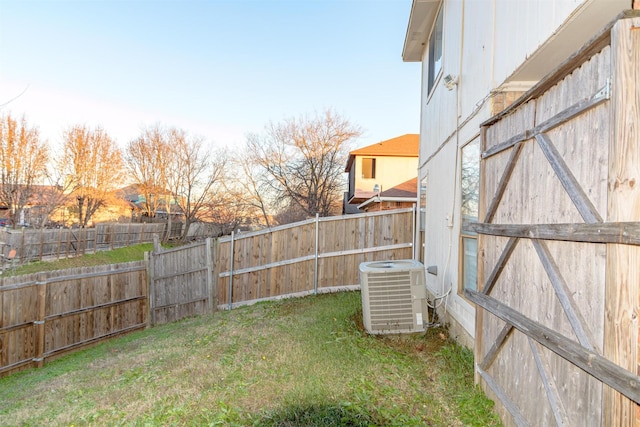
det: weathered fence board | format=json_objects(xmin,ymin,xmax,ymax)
[
  {"xmin": 475, "ymin": 15, "xmax": 640, "ymax": 427},
  {"xmin": 148, "ymin": 240, "xmax": 212, "ymax": 326},
  {"xmin": 0, "ymin": 263, "xmax": 147, "ymax": 375},
  {"xmin": 215, "ymin": 209, "xmax": 414, "ymax": 308},
  {"xmin": 0, "ymin": 223, "xmax": 181, "ymax": 264}
]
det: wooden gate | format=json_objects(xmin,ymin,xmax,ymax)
[
  {"xmin": 147, "ymin": 239, "xmax": 213, "ymax": 325},
  {"xmin": 465, "ymin": 14, "xmax": 640, "ymax": 426}
]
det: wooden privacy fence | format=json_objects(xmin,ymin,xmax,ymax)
[
  {"xmin": 466, "ymin": 13, "xmax": 640, "ymax": 427},
  {"xmin": 215, "ymin": 208, "xmax": 415, "ymax": 308},
  {"xmin": 0, "ymin": 222, "xmax": 182, "ymax": 263},
  {"xmin": 147, "ymin": 238, "xmax": 214, "ymax": 325},
  {"xmin": 1, "ymin": 209, "xmax": 415, "ymax": 375},
  {"xmin": 0, "ymin": 263, "xmax": 147, "ymax": 375}
]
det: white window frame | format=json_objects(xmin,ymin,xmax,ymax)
[
  {"xmin": 427, "ymin": 5, "xmax": 444, "ymax": 95},
  {"xmin": 459, "ymin": 139, "xmax": 480, "ymax": 294},
  {"xmin": 361, "ymin": 157, "xmax": 376, "ymax": 179}
]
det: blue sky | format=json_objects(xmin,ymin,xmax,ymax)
[{"xmin": 0, "ymin": 0, "xmax": 420, "ymax": 151}]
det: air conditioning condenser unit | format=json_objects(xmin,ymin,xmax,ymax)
[{"xmin": 359, "ymin": 259, "xmax": 428, "ymax": 334}]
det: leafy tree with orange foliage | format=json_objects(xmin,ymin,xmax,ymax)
[
  {"xmin": 61, "ymin": 125, "xmax": 125, "ymax": 227},
  {"xmin": 0, "ymin": 113, "xmax": 49, "ymax": 228}
]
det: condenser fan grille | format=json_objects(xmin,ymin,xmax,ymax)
[{"xmin": 367, "ymin": 271, "xmax": 414, "ymax": 332}]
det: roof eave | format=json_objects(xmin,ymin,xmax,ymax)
[
  {"xmin": 358, "ymin": 196, "xmax": 417, "ymax": 210},
  {"xmin": 402, "ymin": 0, "xmax": 441, "ymax": 62}
]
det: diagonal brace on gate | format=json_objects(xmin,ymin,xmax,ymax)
[{"xmin": 466, "ymin": 289, "xmax": 640, "ymax": 404}]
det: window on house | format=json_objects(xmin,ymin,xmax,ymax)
[
  {"xmin": 419, "ymin": 175, "xmax": 427, "ymax": 262},
  {"xmin": 362, "ymin": 158, "xmax": 376, "ymax": 179},
  {"xmin": 427, "ymin": 6, "xmax": 444, "ymax": 94},
  {"xmin": 460, "ymin": 139, "xmax": 480, "ymax": 293},
  {"xmin": 419, "ymin": 176, "xmax": 427, "ymax": 232}
]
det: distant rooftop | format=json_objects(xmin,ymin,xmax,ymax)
[
  {"xmin": 345, "ymin": 134, "xmax": 419, "ymax": 172},
  {"xmin": 381, "ymin": 177, "xmax": 417, "ymax": 198}
]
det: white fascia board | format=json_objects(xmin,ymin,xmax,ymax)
[{"xmin": 402, "ymin": 0, "xmax": 441, "ymax": 62}]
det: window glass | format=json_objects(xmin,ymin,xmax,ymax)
[
  {"xmin": 419, "ymin": 176, "xmax": 427, "ymax": 231},
  {"xmin": 362, "ymin": 158, "xmax": 376, "ymax": 179},
  {"xmin": 419, "ymin": 175, "xmax": 427, "ymax": 262},
  {"xmin": 461, "ymin": 139, "xmax": 480, "ymax": 223},
  {"xmin": 427, "ymin": 7, "xmax": 444, "ymax": 94},
  {"xmin": 460, "ymin": 139, "xmax": 480, "ymax": 293},
  {"xmin": 462, "ymin": 237, "xmax": 478, "ymax": 291}
]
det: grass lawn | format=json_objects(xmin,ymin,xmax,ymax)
[
  {"xmin": 0, "ymin": 291, "xmax": 500, "ymax": 426},
  {"xmin": 1, "ymin": 243, "xmax": 154, "ymax": 277}
]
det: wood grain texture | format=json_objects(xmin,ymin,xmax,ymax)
[
  {"xmin": 605, "ymin": 17, "xmax": 640, "ymax": 426},
  {"xmin": 476, "ymin": 16, "xmax": 640, "ymax": 426},
  {"xmin": 214, "ymin": 209, "xmax": 414, "ymax": 306}
]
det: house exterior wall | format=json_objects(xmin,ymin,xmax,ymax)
[
  {"xmin": 410, "ymin": 0, "xmax": 629, "ymax": 346},
  {"xmin": 353, "ymin": 154, "xmax": 418, "ymax": 196}
]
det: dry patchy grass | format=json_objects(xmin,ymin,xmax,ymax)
[{"xmin": 0, "ymin": 292, "xmax": 500, "ymax": 426}]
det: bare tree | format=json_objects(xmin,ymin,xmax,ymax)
[
  {"xmin": 246, "ymin": 109, "xmax": 361, "ymax": 221},
  {"xmin": 197, "ymin": 184, "xmax": 263, "ymax": 237},
  {"xmin": 125, "ymin": 125, "xmax": 172, "ymax": 219},
  {"xmin": 461, "ymin": 139, "xmax": 480, "ymax": 221},
  {"xmin": 165, "ymin": 128, "xmax": 227, "ymax": 240},
  {"xmin": 273, "ymin": 201, "xmax": 309, "ymax": 225},
  {"xmin": 231, "ymin": 152, "xmax": 273, "ymax": 228},
  {"xmin": 0, "ymin": 113, "xmax": 49, "ymax": 227},
  {"xmin": 62, "ymin": 125, "xmax": 125, "ymax": 227}
]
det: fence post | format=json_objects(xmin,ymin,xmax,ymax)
[
  {"xmin": 144, "ymin": 252, "xmax": 151, "ymax": 328},
  {"xmin": 39, "ymin": 229, "xmax": 44, "ymax": 261},
  {"xmin": 57, "ymin": 228, "xmax": 62, "ymax": 260},
  {"xmin": 211, "ymin": 238, "xmax": 219, "ymax": 311},
  {"xmin": 205, "ymin": 238, "xmax": 214, "ymax": 314},
  {"xmin": 20, "ymin": 227, "xmax": 25, "ymax": 263},
  {"xmin": 412, "ymin": 203, "xmax": 417, "ymax": 260},
  {"xmin": 34, "ymin": 272, "xmax": 47, "ymax": 368},
  {"xmin": 153, "ymin": 234, "xmax": 161, "ymax": 253},
  {"xmin": 146, "ymin": 250, "xmax": 155, "ymax": 326},
  {"xmin": 228, "ymin": 231, "xmax": 235, "ymax": 310},
  {"xmin": 314, "ymin": 213, "xmax": 319, "ymax": 294}
]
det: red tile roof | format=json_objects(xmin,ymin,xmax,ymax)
[{"xmin": 345, "ymin": 134, "xmax": 419, "ymax": 172}]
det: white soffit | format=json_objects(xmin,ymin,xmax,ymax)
[
  {"xmin": 402, "ymin": 0, "xmax": 441, "ymax": 62},
  {"xmin": 505, "ymin": 0, "xmax": 629, "ymax": 85}
]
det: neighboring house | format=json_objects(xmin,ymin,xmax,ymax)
[
  {"xmin": 0, "ymin": 185, "xmax": 65, "ymax": 227},
  {"xmin": 357, "ymin": 177, "xmax": 417, "ymax": 212},
  {"xmin": 117, "ymin": 184, "xmax": 183, "ymax": 222},
  {"xmin": 343, "ymin": 134, "xmax": 419, "ymax": 214}
]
